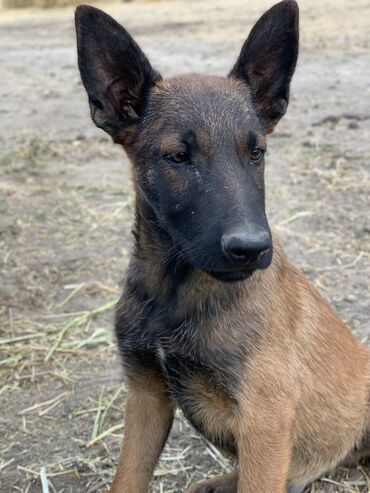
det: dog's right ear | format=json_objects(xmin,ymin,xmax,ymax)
[{"xmin": 75, "ymin": 5, "xmax": 161, "ymax": 141}]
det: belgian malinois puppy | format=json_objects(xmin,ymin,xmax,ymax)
[{"xmin": 75, "ymin": 2, "xmax": 370, "ymax": 492}]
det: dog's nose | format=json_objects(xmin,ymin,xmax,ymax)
[{"xmin": 221, "ymin": 229, "xmax": 271, "ymax": 267}]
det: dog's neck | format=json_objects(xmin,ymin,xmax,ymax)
[{"xmin": 132, "ymin": 197, "xmax": 197, "ymax": 299}]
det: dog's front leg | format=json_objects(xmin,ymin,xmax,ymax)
[
  {"xmin": 236, "ymin": 396, "xmax": 294, "ymax": 493},
  {"xmin": 110, "ymin": 372, "xmax": 174, "ymax": 493}
]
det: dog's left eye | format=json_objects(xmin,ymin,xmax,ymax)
[
  {"xmin": 250, "ymin": 148, "xmax": 264, "ymax": 164},
  {"xmin": 164, "ymin": 151, "xmax": 190, "ymax": 164}
]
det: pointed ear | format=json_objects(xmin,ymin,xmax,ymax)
[
  {"xmin": 229, "ymin": 0, "xmax": 299, "ymax": 133},
  {"xmin": 75, "ymin": 5, "xmax": 161, "ymax": 141}
]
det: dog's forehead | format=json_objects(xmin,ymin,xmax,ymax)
[{"xmin": 147, "ymin": 74, "xmax": 260, "ymax": 135}]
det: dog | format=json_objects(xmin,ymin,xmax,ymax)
[{"xmin": 75, "ymin": 2, "xmax": 370, "ymax": 492}]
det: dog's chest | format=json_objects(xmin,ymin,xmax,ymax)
[
  {"xmin": 117, "ymin": 287, "xmax": 241, "ymax": 455},
  {"xmin": 124, "ymin": 297, "xmax": 242, "ymax": 398},
  {"xmin": 154, "ymin": 338, "xmax": 238, "ymax": 455},
  {"xmin": 153, "ymin": 325, "xmax": 239, "ymax": 397}
]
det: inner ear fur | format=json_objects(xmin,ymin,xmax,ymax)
[
  {"xmin": 229, "ymin": 0, "xmax": 299, "ymax": 133},
  {"xmin": 75, "ymin": 5, "xmax": 161, "ymax": 141}
]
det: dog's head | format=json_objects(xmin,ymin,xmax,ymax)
[{"xmin": 75, "ymin": 1, "xmax": 299, "ymax": 282}]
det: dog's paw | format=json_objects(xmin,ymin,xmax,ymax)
[
  {"xmin": 287, "ymin": 483, "xmax": 308, "ymax": 493},
  {"xmin": 186, "ymin": 472, "xmax": 238, "ymax": 493},
  {"xmin": 186, "ymin": 483, "xmax": 231, "ymax": 493},
  {"xmin": 186, "ymin": 486, "xmax": 214, "ymax": 493}
]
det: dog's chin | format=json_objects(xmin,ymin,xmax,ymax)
[
  {"xmin": 182, "ymin": 247, "xmax": 272, "ymax": 283},
  {"xmin": 206, "ymin": 269, "xmax": 256, "ymax": 283}
]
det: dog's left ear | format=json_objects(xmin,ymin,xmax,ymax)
[{"xmin": 229, "ymin": 0, "xmax": 299, "ymax": 133}]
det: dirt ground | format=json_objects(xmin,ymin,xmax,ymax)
[{"xmin": 0, "ymin": 0, "xmax": 369, "ymax": 491}]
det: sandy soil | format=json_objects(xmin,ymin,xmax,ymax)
[{"xmin": 0, "ymin": 0, "xmax": 369, "ymax": 491}]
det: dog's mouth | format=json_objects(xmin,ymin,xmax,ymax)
[
  {"xmin": 206, "ymin": 268, "xmax": 256, "ymax": 283},
  {"xmin": 204, "ymin": 249, "xmax": 273, "ymax": 283},
  {"xmin": 176, "ymin": 242, "xmax": 272, "ymax": 284}
]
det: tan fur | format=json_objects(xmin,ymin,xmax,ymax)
[
  {"xmin": 180, "ymin": 241, "xmax": 370, "ymax": 492},
  {"xmin": 110, "ymin": 373, "xmax": 174, "ymax": 493}
]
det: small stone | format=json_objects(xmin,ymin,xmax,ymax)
[{"xmin": 348, "ymin": 121, "xmax": 359, "ymax": 129}]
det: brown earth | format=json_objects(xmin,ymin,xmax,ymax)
[{"xmin": 0, "ymin": 0, "xmax": 369, "ymax": 491}]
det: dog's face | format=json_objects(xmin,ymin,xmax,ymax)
[
  {"xmin": 129, "ymin": 75, "xmax": 272, "ymax": 282},
  {"xmin": 75, "ymin": 1, "xmax": 299, "ymax": 282}
]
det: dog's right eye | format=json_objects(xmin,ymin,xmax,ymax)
[{"xmin": 163, "ymin": 151, "xmax": 190, "ymax": 164}]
